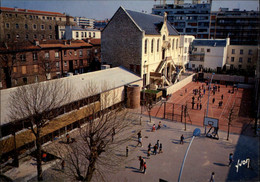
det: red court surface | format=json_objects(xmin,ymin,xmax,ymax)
[{"xmin": 144, "ymin": 81, "xmax": 255, "ymax": 136}]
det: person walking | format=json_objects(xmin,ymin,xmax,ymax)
[
  {"xmin": 136, "ymin": 136, "xmax": 143, "ymax": 147},
  {"xmin": 210, "ymin": 172, "xmax": 215, "ymax": 182},
  {"xmin": 126, "ymin": 146, "xmax": 129, "ymax": 157},
  {"xmin": 156, "ymin": 140, "xmax": 160, "ymax": 152},
  {"xmin": 159, "ymin": 143, "xmax": 163, "ymax": 154},
  {"xmin": 143, "ymin": 161, "xmax": 147, "ymax": 174},
  {"xmin": 157, "ymin": 121, "xmax": 162, "ymax": 130},
  {"xmin": 212, "ymin": 98, "xmax": 215, "ymax": 104},
  {"xmin": 152, "ymin": 124, "xmax": 156, "ymax": 132},
  {"xmin": 228, "ymin": 153, "xmax": 233, "ymax": 167},
  {"xmin": 137, "ymin": 131, "xmax": 142, "ymax": 139},
  {"xmin": 153, "ymin": 144, "xmax": 158, "ymax": 155},
  {"xmin": 139, "ymin": 156, "xmax": 143, "ymax": 171},
  {"xmin": 42, "ymin": 153, "xmax": 47, "ymax": 162},
  {"xmin": 147, "ymin": 148, "xmax": 151, "ymax": 158},
  {"xmin": 148, "ymin": 143, "xmax": 151, "ymax": 151},
  {"xmin": 180, "ymin": 135, "xmax": 184, "ymax": 144}
]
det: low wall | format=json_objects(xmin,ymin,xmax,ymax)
[
  {"xmin": 203, "ymin": 73, "xmax": 255, "ymax": 84},
  {"xmin": 165, "ymin": 73, "xmax": 195, "ymax": 95}
]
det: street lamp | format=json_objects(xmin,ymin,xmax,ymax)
[
  {"xmin": 178, "ymin": 128, "xmax": 201, "ymax": 182},
  {"xmin": 204, "ymin": 73, "xmax": 215, "ymax": 134}
]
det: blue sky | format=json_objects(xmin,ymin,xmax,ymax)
[{"xmin": 1, "ymin": 0, "xmax": 259, "ymax": 20}]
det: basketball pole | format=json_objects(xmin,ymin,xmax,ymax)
[{"xmin": 205, "ymin": 73, "xmax": 215, "ymax": 135}]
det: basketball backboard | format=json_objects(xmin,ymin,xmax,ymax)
[{"xmin": 204, "ymin": 117, "xmax": 219, "ymax": 128}]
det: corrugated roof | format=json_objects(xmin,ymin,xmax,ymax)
[
  {"xmin": 192, "ymin": 39, "xmax": 227, "ymax": 47},
  {"xmin": 125, "ymin": 9, "xmax": 179, "ymax": 35},
  {"xmin": 0, "ymin": 66, "xmax": 142, "ymax": 125}
]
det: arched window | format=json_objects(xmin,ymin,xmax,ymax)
[
  {"xmin": 151, "ymin": 39, "xmax": 154, "ymax": 53},
  {"xmin": 144, "ymin": 39, "xmax": 148, "ymax": 54},
  {"xmin": 157, "ymin": 39, "xmax": 160, "ymax": 52},
  {"xmin": 176, "ymin": 39, "xmax": 178, "ymax": 49},
  {"xmin": 163, "ymin": 35, "xmax": 166, "ymax": 41},
  {"xmin": 172, "ymin": 39, "xmax": 175, "ymax": 50}
]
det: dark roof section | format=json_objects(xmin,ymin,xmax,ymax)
[
  {"xmin": 125, "ymin": 9, "xmax": 179, "ymax": 36},
  {"xmin": 192, "ymin": 39, "xmax": 228, "ymax": 47}
]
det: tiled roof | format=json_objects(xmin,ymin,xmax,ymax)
[
  {"xmin": 88, "ymin": 39, "xmax": 101, "ymax": 45},
  {"xmin": 0, "ymin": 7, "xmax": 65, "ymax": 16},
  {"xmin": 192, "ymin": 39, "xmax": 228, "ymax": 47},
  {"xmin": 125, "ymin": 9, "xmax": 179, "ymax": 36}
]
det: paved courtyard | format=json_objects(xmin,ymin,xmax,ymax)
[{"xmin": 5, "ymin": 114, "xmax": 259, "ymax": 182}]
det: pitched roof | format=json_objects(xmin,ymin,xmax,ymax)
[
  {"xmin": 87, "ymin": 39, "xmax": 101, "ymax": 46},
  {"xmin": 192, "ymin": 39, "xmax": 228, "ymax": 47},
  {"xmin": 0, "ymin": 7, "xmax": 65, "ymax": 16},
  {"xmin": 125, "ymin": 8, "xmax": 179, "ymax": 36}
]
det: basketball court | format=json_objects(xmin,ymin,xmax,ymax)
[{"xmin": 144, "ymin": 81, "xmax": 255, "ymax": 135}]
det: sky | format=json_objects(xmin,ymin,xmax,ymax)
[{"xmin": 1, "ymin": 0, "xmax": 259, "ymax": 20}]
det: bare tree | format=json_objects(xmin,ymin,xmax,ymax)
[
  {"xmin": 53, "ymin": 82, "xmax": 140, "ymax": 182},
  {"xmin": 226, "ymin": 105, "xmax": 237, "ymax": 141},
  {"xmin": 8, "ymin": 80, "xmax": 71, "ymax": 181},
  {"xmin": 37, "ymin": 54, "xmax": 57, "ymax": 81},
  {"xmin": 144, "ymin": 93, "xmax": 155, "ymax": 123}
]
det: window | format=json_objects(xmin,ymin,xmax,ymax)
[
  {"xmin": 16, "ymin": 34, "xmax": 20, "ymax": 38},
  {"xmin": 231, "ymin": 57, "xmax": 234, "ymax": 62},
  {"xmin": 151, "ymin": 39, "xmax": 154, "ymax": 53},
  {"xmin": 41, "ymin": 35, "xmax": 45, "ymax": 39},
  {"xmin": 41, "ymin": 25, "xmax": 45, "ymax": 30},
  {"xmin": 22, "ymin": 66, "xmax": 27, "ymax": 74},
  {"xmin": 74, "ymin": 50, "xmax": 77, "ymax": 56},
  {"xmin": 240, "ymin": 49, "xmax": 243, "ymax": 55},
  {"xmin": 26, "ymin": 34, "xmax": 29, "ymax": 39},
  {"xmin": 13, "ymin": 67, "xmax": 17, "ymax": 73},
  {"xmin": 64, "ymin": 50, "xmax": 67, "ymax": 56},
  {"xmin": 25, "ymin": 24, "xmax": 28, "ymax": 29},
  {"xmin": 20, "ymin": 54, "xmax": 26, "ymax": 61},
  {"xmin": 238, "ymin": 65, "xmax": 242, "ymax": 69},
  {"xmin": 232, "ymin": 49, "xmax": 235, "ymax": 54},
  {"xmin": 43, "ymin": 16, "xmax": 45, "ymax": 19},
  {"xmin": 201, "ymin": 48, "xmax": 204, "ymax": 52},
  {"xmin": 33, "ymin": 52, "xmax": 38, "ymax": 61},
  {"xmin": 172, "ymin": 39, "xmax": 175, "ymax": 50},
  {"xmin": 144, "ymin": 39, "xmax": 148, "ymax": 54},
  {"xmin": 176, "ymin": 39, "xmax": 178, "ymax": 49},
  {"xmin": 74, "ymin": 60, "xmax": 77, "ymax": 65},
  {"xmin": 184, "ymin": 47, "xmax": 187, "ymax": 53},
  {"xmin": 85, "ymin": 32, "xmax": 87, "ymax": 37},
  {"xmin": 45, "ymin": 52, "xmax": 50, "ymax": 59},
  {"xmin": 185, "ymin": 38, "xmax": 187, "ymax": 43},
  {"xmin": 34, "ymin": 34, "xmax": 37, "ymax": 39},
  {"xmin": 49, "ymin": 35, "xmax": 52, "ymax": 39},
  {"xmin": 79, "ymin": 50, "xmax": 83, "ymax": 57},
  {"xmin": 81, "ymin": 32, "xmax": 83, "ymax": 37},
  {"xmin": 33, "ymin": 65, "xmax": 38, "ymax": 72},
  {"xmin": 79, "ymin": 59, "xmax": 83, "ymax": 66},
  {"xmin": 7, "ymin": 34, "xmax": 11, "ymax": 39},
  {"xmin": 55, "ymin": 52, "xmax": 59, "ymax": 58},
  {"xmin": 49, "ymin": 25, "xmax": 52, "ymax": 30},
  {"xmin": 56, "ymin": 62, "xmax": 60, "ymax": 68},
  {"xmin": 247, "ymin": 58, "xmax": 252, "ymax": 63},
  {"xmin": 207, "ymin": 49, "xmax": 210, "ymax": 53},
  {"xmin": 194, "ymin": 48, "xmax": 197, "ymax": 51},
  {"xmin": 59, "ymin": 18, "xmax": 62, "ymax": 21},
  {"xmin": 6, "ymin": 23, "xmax": 9, "ymax": 28},
  {"xmin": 157, "ymin": 39, "xmax": 160, "ymax": 52},
  {"xmin": 76, "ymin": 32, "xmax": 79, "ymax": 38},
  {"xmin": 64, "ymin": 61, "xmax": 67, "ymax": 66},
  {"xmin": 239, "ymin": 57, "xmax": 243, "ymax": 63},
  {"xmin": 33, "ymin": 24, "xmax": 37, "ymax": 30},
  {"xmin": 23, "ymin": 77, "xmax": 28, "ymax": 84},
  {"xmin": 89, "ymin": 32, "xmax": 91, "ymax": 37},
  {"xmin": 93, "ymin": 32, "xmax": 95, "ymax": 37},
  {"xmin": 248, "ymin": 49, "xmax": 253, "ymax": 55},
  {"xmin": 163, "ymin": 35, "xmax": 165, "ymax": 41},
  {"xmin": 16, "ymin": 24, "xmax": 19, "ymax": 29}
]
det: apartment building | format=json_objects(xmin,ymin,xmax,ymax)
[
  {"xmin": 152, "ymin": 1, "xmax": 212, "ymax": 38},
  {"xmin": 0, "ymin": 7, "xmax": 76, "ymax": 42},
  {"xmin": 210, "ymin": 8, "xmax": 259, "ymax": 45},
  {"xmin": 189, "ymin": 38, "xmax": 230, "ymax": 70},
  {"xmin": 58, "ymin": 26, "xmax": 101, "ymax": 40},
  {"xmin": 74, "ymin": 17, "xmax": 95, "ymax": 29},
  {"xmin": 179, "ymin": 35, "xmax": 195, "ymax": 69},
  {"xmin": 0, "ymin": 40, "xmax": 92, "ymax": 89},
  {"xmin": 226, "ymin": 45, "xmax": 258, "ymax": 71}
]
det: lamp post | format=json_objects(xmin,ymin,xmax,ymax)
[
  {"xmin": 178, "ymin": 128, "xmax": 201, "ymax": 182},
  {"xmin": 204, "ymin": 73, "xmax": 215, "ymax": 134}
]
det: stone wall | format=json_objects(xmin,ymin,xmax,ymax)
[{"xmin": 101, "ymin": 8, "xmax": 143, "ymax": 75}]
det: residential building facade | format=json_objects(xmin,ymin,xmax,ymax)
[
  {"xmin": 58, "ymin": 26, "xmax": 101, "ymax": 40},
  {"xmin": 152, "ymin": 1, "xmax": 212, "ymax": 38},
  {"xmin": 210, "ymin": 8, "xmax": 259, "ymax": 45},
  {"xmin": 226, "ymin": 45, "xmax": 258, "ymax": 71},
  {"xmin": 102, "ymin": 7, "xmax": 183, "ymax": 89},
  {"xmin": 189, "ymin": 38, "xmax": 230, "ymax": 70},
  {"xmin": 0, "ymin": 7, "xmax": 76, "ymax": 42},
  {"xmin": 74, "ymin": 17, "xmax": 95, "ymax": 29},
  {"xmin": 179, "ymin": 35, "xmax": 195, "ymax": 69},
  {"xmin": 0, "ymin": 40, "xmax": 92, "ymax": 89}
]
